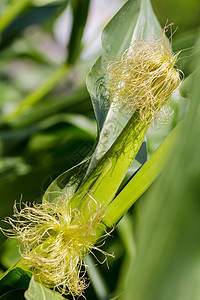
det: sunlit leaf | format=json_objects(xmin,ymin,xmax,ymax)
[
  {"xmin": 67, "ymin": 0, "xmax": 90, "ymax": 64},
  {"xmin": 24, "ymin": 276, "xmax": 64, "ymax": 300}
]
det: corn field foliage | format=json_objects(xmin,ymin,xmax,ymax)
[{"xmin": 0, "ymin": 0, "xmax": 200, "ymax": 299}]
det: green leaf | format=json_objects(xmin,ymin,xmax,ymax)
[
  {"xmin": 0, "ymin": 267, "xmax": 32, "ymax": 296},
  {"xmin": 24, "ymin": 277, "xmax": 65, "ymax": 300},
  {"xmin": 123, "ymin": 43, "xmax": 200, "ymax": 300},
  {"xmin": 67, "ymin": 0, "xmax": 90, "ymax": 64},
  {"xmin": 0, "ymin": 0, "xmax": 29, "ymax": 35},
  {"xmin": 0, "ymin": 2, "xmax": 67, "ymax": 50},
  {"xmin": 103, "ymin": 121, "xmax": 182, "ymax": 227}
]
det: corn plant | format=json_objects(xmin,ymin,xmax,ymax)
[{"xmin": 0, "ymin": 0, "xmax": 199, "ymax": 299}]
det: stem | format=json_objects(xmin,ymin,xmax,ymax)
[
  {"xmin": 4, "ymin": 64, "xmax": 70, "ymax": 122},
  {"xmin": 0, "ymin": 0, "xmax": 30, "ymax": 34},
  {"xmin": 102, "ymin": 121, "xmax": 183, "ymax": 228}
]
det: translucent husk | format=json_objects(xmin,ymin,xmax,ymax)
[{"xmin": 70, "ymin": 31, "xmax": 181, "ymax": 211}]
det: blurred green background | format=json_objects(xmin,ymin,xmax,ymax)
[{"xmin": 0, "ymin": 0, "xmax": 199, "ymax": 299}]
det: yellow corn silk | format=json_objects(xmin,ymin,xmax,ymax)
[
  {"xmin": 4, "ymin": 198, "xmax": 106, "ymax": 297},
  {"xmin": 106, "ymin": 28, "xmax": 181, "ymax": 121}
]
